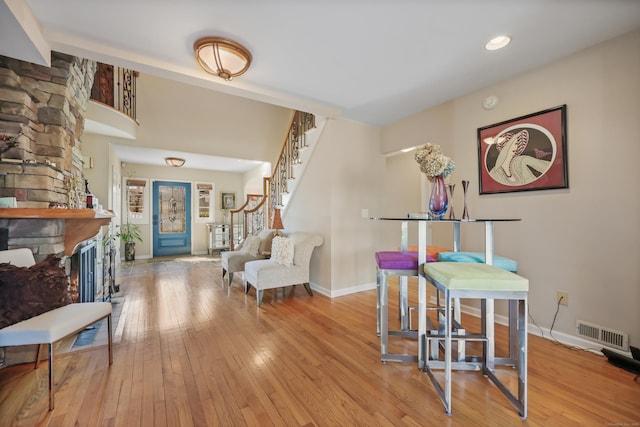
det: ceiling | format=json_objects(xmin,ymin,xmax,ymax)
[
  {"xmin": 113, "ymin": 144, "xmax": 269, "ymax": 173},
  {"xmin": 2, "ymin": 0, "xmax": 640, "ymax": 170}
]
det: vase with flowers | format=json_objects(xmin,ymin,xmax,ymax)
[{"xmin": 414, "ymin": 143, "xmax": 455, "ymax": 219}]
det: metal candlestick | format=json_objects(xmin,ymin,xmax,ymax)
[
  {"xmin": 461, "ymin": 180, "xmax": 470, "ymax": 219},
  {"xmin": 447, "ymin": 184, "xmax": 456, "ymax": 219}
]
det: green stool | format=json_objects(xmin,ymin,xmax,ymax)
[{"xmin": 422, "ymin": 262, "xmax": 529, "ymax": 418}]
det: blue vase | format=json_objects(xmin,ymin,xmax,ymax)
[{"xmin": 428, "ymin": 175, "xmax": 448, "ymax": 219}]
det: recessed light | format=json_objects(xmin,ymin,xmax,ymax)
[{"xmin": 485, "ymin": 35, "xmax": 511, "ymax": 51}]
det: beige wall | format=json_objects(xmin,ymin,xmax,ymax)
[
  {"xmin": 135, "ymin": 74, "xmax": 292, "ymax": 163},
  {"xmin": 380, "ymin": 30, "xmax": 640, "ymax": 347},
  {"xmin": 284, "ymin": 118, "xmax": 386, "ymax": 296}
]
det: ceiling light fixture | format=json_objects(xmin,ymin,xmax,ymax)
[
  {"xmin": 194, "ymin": 37, "xmax": 252, "ymax": 81},
  {"xmin": 165, "ymin": 157, "xmax": 186, "ymax": 167},
  {"xmin": 485, "ymin": 35, "xmax": 511, "ymax": 51}
]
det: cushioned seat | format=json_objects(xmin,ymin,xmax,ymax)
[
  {"xmin": 405, "ymin": 245, "xmax": 452, "ymax": 263},
  {"xmin": 425, "ymin": 262, "xmax": 527, "ymax": 291},
  {"xmin": 437, "ymin": 251, "xmax": 518, "ymax": 272},
  {"xmin": 375, "ymin": 251, "xmax": 419, "ymax": 270},
  {"xmin": 221, "ymin": 228, "xmax": 274, "ymax": 286},
  {"xmin": 0, "ymin": 248, "xmax": 113, "ymax": 411},
  {"xmin": 244, "ymin": 232, "xmax": 323, "ymax": 306},
  {"xmin": 375, "ymin": 251, "xmax": 421, "ymax": 363},
  {"xmin": 421, "ymin": 261, "xmax": 528, "ymax": 418},
  {"xmin": 375, "ymin": 247, "xmax": 456, "ymax": 363}
]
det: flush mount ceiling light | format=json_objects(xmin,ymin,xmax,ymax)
[
  {"xmin": 485, "ymin": 35, "xmax": 511, "ymax": 51},
  {"xmin": 194, "ymin": 37, "xmax": 252, "ymax": 81},
  {"xmin": 165, "ymin": 157, "xmax": 186, "ymax": 167}
]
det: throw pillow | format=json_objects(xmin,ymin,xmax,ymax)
[
  {"xmin": 258, "ymin": 232, "xmax": 275, "ymax": 255},
  {"xmin": 240, "ymin": 235, "xmax": 261, "ymax": 256},
  {"xmin": 271, "ymin": 236, "xmax": 294, "ymax": 267}
]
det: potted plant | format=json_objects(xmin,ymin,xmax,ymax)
[{"xmin": 115, "ymin": 222, "xmax": 142, "ymax": 261}]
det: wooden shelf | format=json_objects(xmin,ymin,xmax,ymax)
[{"xmin": 0, "ymin": 208, "xmax": 114, "ymax": 255}]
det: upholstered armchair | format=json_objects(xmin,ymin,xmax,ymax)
[
  {"xmin": 221, "ymin": 228, "xmax": 275, "ymax": 286},
  {"xmin": 243, "ymin": 232, "xmax": 323, "ymax": 306}
]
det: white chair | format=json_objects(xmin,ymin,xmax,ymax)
[
  {"xmin": 221, "ymin": 228, "xmax": 274, "ymax": 286},
  {"xmin": 0, "ymin": 247, "xmax": 36, "ymax": 267},
  {"xmin": 0, "ymin": 247, "xmax": 113, "ymax": 411},
  {"xmin": 244, "ymin": 232, "xmax": 323, "ymax": 306}
]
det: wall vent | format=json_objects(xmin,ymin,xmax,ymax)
[{"xmin": 576, "ymin": 320, "xmax": 628, "ymax": 351}]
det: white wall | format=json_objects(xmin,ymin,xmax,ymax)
[
  {"xmin": 284, "ymin": 118, "xmax": 386, "ymax": 296},
  {"xmin": 243, "ymin": 163, "xmax": 271, "ymax": 196},
  {"xmin": 380, "ymin": 30, "xmax": 640, "ymax": 347},
  {"xmin": 82, "ymin": 133, "xmax": 112, "ymax": 207},
  {"xmin": 134, "ymin": 74, "xmax": 291, "ymax": 162}
]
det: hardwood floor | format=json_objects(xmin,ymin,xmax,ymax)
[{"xmin": 1, "ymin": 256, "xmax": 638, "ymax": 426}]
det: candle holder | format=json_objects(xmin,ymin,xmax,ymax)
[
  {"xmin": 447, "ymin": 184, "xmax": 456, "ymax": 220},
  {"xmin": 461, "ymin": 180, "xmax": 470, "ymax": 219}
]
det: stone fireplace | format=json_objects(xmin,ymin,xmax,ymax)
[
  {"xmin": 0, "ymin": 51, "xmax": 103, "ymax": 254},
  {"xmin": 0, "ymin": 48, "xmax": 105, "ymax": 262},
  {"xmin": 0, "ymin": 52, "xmax": 111, "ymax": 367}
]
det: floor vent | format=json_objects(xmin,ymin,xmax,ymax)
[{"xmin": 576, "ymin": 320, "xmax": 628, "ymax": 351}]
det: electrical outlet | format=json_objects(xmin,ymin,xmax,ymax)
[{"xmin": 557, "ymin": 290, "xmax": 569, "ymax": 306}]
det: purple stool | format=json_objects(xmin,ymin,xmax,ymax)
[{"xmin": 375, "ymin": 251, "xmax": 421, "ymax": 363}]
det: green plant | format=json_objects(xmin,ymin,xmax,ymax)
[{"xmin": 115, "ymin": 222, "xmax": 142, "ymax": 244}]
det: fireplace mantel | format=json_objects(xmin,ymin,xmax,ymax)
[{"xmin": 0, "ymin": 208, "xmax": 114, "ymax": 255}]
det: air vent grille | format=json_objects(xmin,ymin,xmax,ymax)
[{"xmin": 576, "ymin": 320, "xmax": 628, "ymax": 351}]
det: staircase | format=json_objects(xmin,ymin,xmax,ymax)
[{"xmin": 229, "ymin": 110, "xmax": 326, "ymax": 249}]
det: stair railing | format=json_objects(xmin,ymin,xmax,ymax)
[
  {"xmin": 229, "ymin": 194, "xmax": 263, "ymax": 250},
  {"xmin": 90, "ymin": 62, "xmax": 138, "ymax": 121},
  {"xmin": 228, "ymin": 110, "xmax": 315, "ymax": 249},
  {"xmin": 266, "ymin": 110, "xmax": 315, "ymax": 212}
]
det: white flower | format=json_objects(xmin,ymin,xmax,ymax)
[{"xmin": 414, "ymin": 143, "xmax": 455, "ymax": 180}]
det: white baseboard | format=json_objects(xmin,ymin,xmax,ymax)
[
  {"xmin": 310, "ymin": 282, "xmax": 376, "ymax": 298},
  {"xmin": 450, "ymin": 298, "xmax": 629, "ymax": 357}
]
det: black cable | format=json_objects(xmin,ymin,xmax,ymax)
[
  {"xmin": 530, "ymin": 297, "xmax": 599, "ymax": 353},
  {"xmin": 548, "ymin": 296, "xmax": 562, "ymax": 342},
  {"xmin": 527, "ymin": 303, "xmax": 545, "ymax": 338}
]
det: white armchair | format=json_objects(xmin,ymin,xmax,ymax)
[
  {"xmin": 244, "ymin": 232, "xmax": 323, "ymax": 306},
  {"xmin": 221, "ymin": 228, "xmax": 274, "ymax": 286}
]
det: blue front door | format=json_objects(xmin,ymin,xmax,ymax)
[{"xmin": 152, "ymin": 181, "xmax": 191, "ymax": 257}]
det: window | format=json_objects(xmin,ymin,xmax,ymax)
[
  {"xmin": 124, "ymin": 178, "xmax": 149, "ymax": 224},
  {"xmin": 195, "ymin": 182, "xmax": 214, "ymax": 223}
]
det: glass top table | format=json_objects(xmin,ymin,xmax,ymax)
[{"xmin": 370, "ymin": 216, "xmax": 521, "ymax": 368}]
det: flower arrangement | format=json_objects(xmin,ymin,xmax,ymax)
[{"xmin": 414, "ymin": 143, "xmax": 455, "ymax": 181}]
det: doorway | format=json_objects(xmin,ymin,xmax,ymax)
[{"xmin": 152, "ymin": 181, "xmax": 191, "ymax": 257}]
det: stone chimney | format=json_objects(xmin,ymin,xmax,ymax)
[
  {"xmin": 0, "ymin": 52, "xmax": 97, "ymax": 208},
  {"xmin": 0, "ymin": 53, "xmax": 98, "ymax": 258}
]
